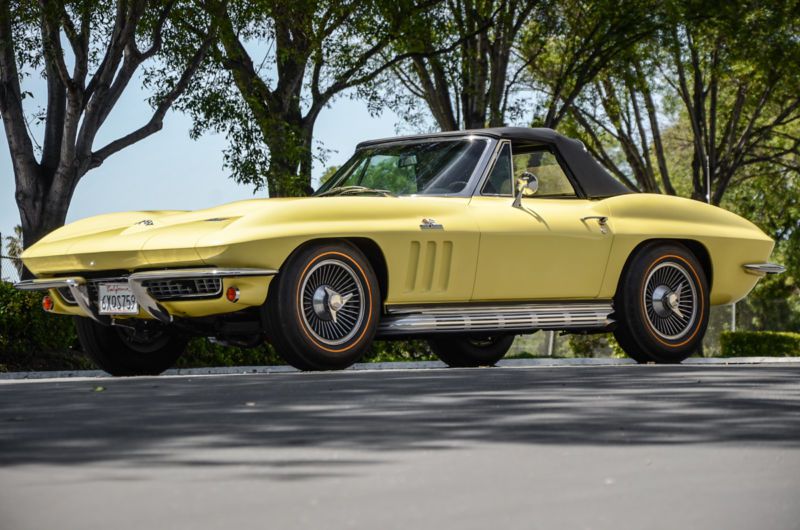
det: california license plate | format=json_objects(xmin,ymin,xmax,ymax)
[{"xmin": 98, "ymin": 283, "xmax": 139, "ymax": 315}]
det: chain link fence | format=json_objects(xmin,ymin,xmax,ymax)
[{"xmin": 1, "ymin": 255, "xmax": 22, "ymax": 284}]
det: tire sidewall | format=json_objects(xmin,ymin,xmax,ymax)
[
  {"xmin": 428, "ymin": 334, "xmax": 515, "ymax": 367},
  {"xmin": 269, "ymin": 242, "xmax": 380, "ymax": 370},
  {"xmin": 615, "ymin": 243, "xmax": 709, "ymax": 363},
  {"xmin": 75, "ymin": 317, "xmax": 187, "ymax": 376}
]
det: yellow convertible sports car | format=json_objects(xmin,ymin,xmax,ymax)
[{"xmin": 17, "ymin": 127, "xmax": 784, "ymax": 375}]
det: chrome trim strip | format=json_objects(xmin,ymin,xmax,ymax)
[
  {"xmin": 127, "ymin": 268, "xmax": 278, "ymax": 281},
  {"xmin": 743, "ymin": 263, "xmax": 786, "ymax": 275},
  {"xmin": 476, "ymin": 139, "xmax": 512, "ymax": 197},
  {"xmin": 14, "ymin": 277, "xmax": 109, "ymax": 325},
  {"xmin": 14, "ymin": 277, "xmax": 84, "ymax": 291},
  {"xmin": 345, "ymin": 136, "xmax": 498, "ymax": 198},
  {"xmin": 127, "ymin": 268, "xmax": 278, "ymax": 323},
  {"xmin": 16, "ymin": 268, "xmax": 278, "ymax": 324},
  {"xmin": 66, "ymin": 279, "xmax": 109, "ymax": 325},
  {"xmin": 128, "ymin": 278, "xmax": 172, "ymax": 324},
  {"xmin": 379, "ymin": 302, "xmax": 614, "ymax": 335}
]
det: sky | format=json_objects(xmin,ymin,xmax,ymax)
[{"xmin": 0, "ymin": 70, "xmax": 404, "ymax": 253}]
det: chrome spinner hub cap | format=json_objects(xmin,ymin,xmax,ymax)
[
  {"xmin": 644, "ymin": 262, "xmax": 698, "ymax": 340},
  {"xmin": 311, "ymin": 285, "xmax": 354, "ymax": 323},
  {"xmin": 301, "ymin": 259, "xmax": 365, "ymax": 346}
]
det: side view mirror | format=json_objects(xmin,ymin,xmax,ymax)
[{"xmin": 512, "ymin": 172, "xmax": 538, "ymax": 208}]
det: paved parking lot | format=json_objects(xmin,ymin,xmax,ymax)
[{"xmin": 1, "ymin": 363, "xmax": 799, "ymax": 529}]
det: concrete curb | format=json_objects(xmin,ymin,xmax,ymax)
[{"xmin": 1, "ymin": 356, "xmax": 799, "ymax": 382}]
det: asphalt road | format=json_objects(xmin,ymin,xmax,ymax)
[{"xmin": 1, "ymin": 364, "xmax": 799, "ymax": 530}]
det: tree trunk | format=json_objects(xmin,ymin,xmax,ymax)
[
  {"xmin": 260, "ymin": 109, "xmax": 313, "ymax": 197},
  {"xmin": 12, "ymin": 161, "xmax": 79, "ymax": 277}
]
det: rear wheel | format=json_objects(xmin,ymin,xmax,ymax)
[
  {"xmin": 266, "ymin": 242, "xmax": 380, "ymax": 370},
  {"xmin": 74, "ymin": 317, "xmax": 187, "ymax": 376},
  {"xmin": 428, "ymin": 334, "xmax": 515, "ymax": 367},
  {"xmin": 613, "ymin": 242, "xmax": 709, "ymax": 363}
]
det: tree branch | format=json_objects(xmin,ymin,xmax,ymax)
[{"xmin": 88, "ymin": 35, "xmax": 213, "ymax": 170}]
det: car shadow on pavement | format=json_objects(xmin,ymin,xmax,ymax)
[{"xmin": 1, "ymin": 365, "xmax": 799, "ymax": 470}]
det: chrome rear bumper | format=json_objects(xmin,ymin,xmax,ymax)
[
  {"xmin": 742, "ymin": 263, "xmax": 786, "ymax": 275},
  {"xmin": 15, "ymin": 268, "xmax": 277, "ymax": 324}
]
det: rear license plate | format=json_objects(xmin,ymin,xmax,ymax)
[{"xmin": 98, "ymin": 283, "xmax": 139, "ymax": 315}]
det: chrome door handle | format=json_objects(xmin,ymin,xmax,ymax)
[
  {"xmin": 581, "ymin": 215, "xmax": 609, "ymax": 234},
  {"xmin": 581, "ymin": 215, "xmax": 608, "ymax": 225}
]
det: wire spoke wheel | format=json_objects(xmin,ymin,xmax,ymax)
[
  {"xmin": 300, "ymin": 258, "xmax": 366, "ymax": 346},
  {"xmin": 643, "ymin": 261, "xmax": 698, "ymax": 341}
]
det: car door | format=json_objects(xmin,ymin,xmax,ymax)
[{"xmin": 470, "ymin": 142, "xmax": 614, "ymax": 301}]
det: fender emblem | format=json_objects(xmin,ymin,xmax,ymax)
[{"xmin": 420, "ymin": 218, "xmax": 443, "ymax": 230}]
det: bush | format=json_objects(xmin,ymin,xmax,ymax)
[
  {"xmin": 0, "ymin": 281, "xmax": 436, "ymax": 371},
  {"xmin": 363, "ymin": 340, "xmax": 435, "ymax": 363},
  {"xmin": 567, "ymin": 333, "xmax": 626, "ymax": 358},
  {"xmin": 178, "ymin": 338, "xmax": 284, "ymax": 368},
  {"xmin": 0, "ymin": 281, "xmax": 84, "ymax": 371},
  {"xmin": 720, "ymin": 331, "xmax": 800, "ymax": 357}
]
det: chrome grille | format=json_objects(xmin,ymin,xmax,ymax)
[
  {"xmin": 55, "ymin": 277, "xmax": 222, "ymax": 305},
  {"xmin": 142, "ymin": 278, "xmax": 222, "ymax": 300}
]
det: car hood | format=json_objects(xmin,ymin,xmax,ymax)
[{"xmin": 21, "ymin": 196, "xmax": 470, "ymax": 275}]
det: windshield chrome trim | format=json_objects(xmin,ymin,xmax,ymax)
[{"xmin": 354, "ymin": 134, "xmax": 488, "ymax": 150}]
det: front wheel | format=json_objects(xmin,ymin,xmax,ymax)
[
  {"xmin": 266, "ymin": 241, "xmax": 380, "ymax": 370},
  {"xmin": 613, "ymin": 242, "xmax": 709, "ymax": 363},
  {"xmin": 428, "ymin": 335, "xmax": 515, "ymax": 367},
  {"xmin": 74, "ymin": 317, "xmax": 187, "ymax": 376}
]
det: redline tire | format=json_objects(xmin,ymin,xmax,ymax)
[
  {"xmin": 614, "ymin": 242, "xmax": 709, "ymax": 363},
  {"xmin": 266, "ymin": 242, "xmax": 380, "ymax": 371},
  {"xmin": 74, "ymin": 317, "xmax": 187, "ymax": 376},
  {"xmin": 428, "ymin": 334, "xmax": 515, "ymax": 367}
]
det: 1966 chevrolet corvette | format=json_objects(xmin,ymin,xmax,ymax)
[{"xmin": 17, "ymin": 127, "xmax": 784, "ymax": 375}]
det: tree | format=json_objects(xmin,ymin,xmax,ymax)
[
  {"xmin": 523, "ymin": 0, "xmax": 662, "ymax": 130},
  {"xmin": 383, "ymin": 0, "xmax": 540, "ymax": 131},
  {"xmin": 666, "ymin": 1, "xmax": 800, "ymax": 204},
  {"xmin": 563, "ymin": 0, "xmax": 800, "ymax": 204},
  {"xmin": 559, "ymin": 48, "xmax": 676, "ymax": 193},
  {"xmin": 3, "ymin": 225, "xmax": 24, "ymax": 278},
  {"xmin": 180, "ymin": 0, "xmax": 447, "ymax": 198},
  {"xmin": 0, "ymin": 1, "xmax": 213, "ymax": 255}
]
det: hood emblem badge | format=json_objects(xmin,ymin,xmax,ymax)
[
  {"xmin": 420, "ymin": 218, "xmax": 444, "ymax": 230},
  {"xmin": 135, "ymin": 219, "xmax": 154, "ymax": 226}
]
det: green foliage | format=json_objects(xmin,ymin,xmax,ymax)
[
  {"xmin": 319, "ymin": 166, "xmax": 341, "ymax": 187},
  {"xmin": 567, "ymin": 333, "xmax": 626, "ymax": 358},
  {"xmin": 178, "ymin": 339, "xmax": 284, "ymax": 368},
  {"xmin": 363, "ymin": 340, "xmax": 436, "ymax": 363},
  {"xmin": 720, "ymin": 331, "xmax": 800, "ymax": 357},
  {"xmin": 3, "ymin": 225, "xmax": 22, "ymax": 259},
  {"xmin": 567, "ymin": 334, "xmax": 608, "ymax": 357},
  {"xmin": 0, "ymin": 281, "xmax": 81, "ymax": 371},
  {"xmin": 0, "ymin": 286, "xmax": 438, "ymax": 371},
  {"xmin": 176, "ymin": 0, "xmax": 440, "ymax": 197}
]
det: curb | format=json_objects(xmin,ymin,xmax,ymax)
[{"xmin": 1, "ymin": 356, "xmax": 799, "ymax": 382}]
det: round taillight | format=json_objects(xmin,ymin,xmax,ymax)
[
  {"xmin": 226, "ymin": 286, "xmax": 240, "ymax": 303},
  {"xmin": 42, "ymin": 295, "xmax": 55, "ymax": 312}
]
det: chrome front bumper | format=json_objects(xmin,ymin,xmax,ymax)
[
  {"xmin": 15, "ymin": 268, "xmax": 278, "ymax": 324},
  {"xmin": 742, "ymin": 263, "xmax": 786, "ymax": 275}
]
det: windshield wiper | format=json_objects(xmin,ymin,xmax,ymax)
[{"xmin": 316, "ymin": 185, "xmax": 397, "ymax": 197}]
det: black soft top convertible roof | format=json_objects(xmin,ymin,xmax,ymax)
[{"xmin": 356, "ymin": 127, "xmax": 633, "ymax": 198}]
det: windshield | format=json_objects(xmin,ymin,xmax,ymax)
[{"xmin": 315, "ymin": 138, "xmax": 489, "ymax": 196}]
